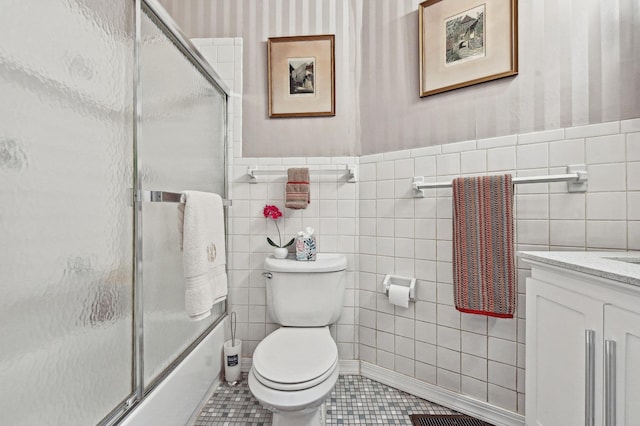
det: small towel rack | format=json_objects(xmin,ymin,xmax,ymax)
[
  {"xmin": 412, "ymin": 164, "xmax": 588, "ymax": 197},
  {"xmin": 247, "ymin": 164, "xmax": 357, "ymax": 183},
  {"xmin": 133, "ymin": 190, "xmax": 232, "ymax": 206}
]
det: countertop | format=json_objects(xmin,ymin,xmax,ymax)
[{"xmin": 518, "ymin": 251, "xmax": 640, "ymax": 287}]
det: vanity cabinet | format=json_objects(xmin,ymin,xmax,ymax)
[{"xmin": 524, "ymin": 259, "xmax": 640, "ymax": 426}]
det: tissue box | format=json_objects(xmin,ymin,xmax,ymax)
[{"xmin": 295, "ymin": 235, "xmax": 317, "ymax": 261}]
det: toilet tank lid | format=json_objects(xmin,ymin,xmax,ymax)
[{"xmin": 264, "ymin": 253, "xmax": 347, "ymax": 272}]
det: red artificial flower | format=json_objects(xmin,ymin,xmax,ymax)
[
  {"xmin": 263, "ymin": 204, "xmax": 283, "ymax": 220},
  {"xmin": 263, "ymin": 204, "xmax": 294, "ymax": 249}
]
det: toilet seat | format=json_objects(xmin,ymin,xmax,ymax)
[{"xmin": 252, "ymin": 327, "xmax": 338, "ymax": 391}]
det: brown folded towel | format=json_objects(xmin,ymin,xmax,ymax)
[{"xmin": 285, "ymin": 168, "xmax": 310, "ymax": 209}]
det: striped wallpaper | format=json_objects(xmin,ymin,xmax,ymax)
[{"xmin": 159, "ymin": 0, "xmax": 640, "ymax": 156}]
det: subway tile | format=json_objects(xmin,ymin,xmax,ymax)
[
  {"xmin": 548, "ymin": 138, "xmax": 586, "ymax": 167},
  {"xmin": 586, "ymin": 163, "xmax": 626, "ymax": 191},
  {"xmin": 437, "ymin": 326, "xmax": 461, "ymax": 351},
  {"xmin": 586, "ymin": 134, "xmax": 626, "ymax": 164},
  {"xmin": 437, "ymin": 153, "xmax": 461, "ymax": 175},
  {"xmin": 628, "ymin": 132, "xmax": 640, "ymax": 161},
  {"xmin": 414, "ymin": 156, "xmax": 437, "ymax": 176},
  {"xmin": 395, "ymin": 355, "xmax": 415, "ymax": 376},
  {"xmin": 586, "ymin": 221, "xmax": 627, "ymax": 249},
  {"xmin": 517, "ymin": 143, "xmax": 548, "ymax": 169},
  {"xmin": 395, "ymin": 335, "xmax": 415, "ymax": 359},
  {"xmin": 462, "ymin": 331, "xmax": 487, "ymax": 358},
  {"xmin": 488, "ymin": 361, "xmax": 517, "ymax": 390},
  {"xmin": 629, "ymin": 221, "xmax": 640, "ymax": 250},
  {"xmin": 549, "ymin": 193, "xmax": 585, "ymax": 219},
  {"xmin": 376, "ymin": 349, "xmax": 395, "ymax": 370},
  {"xmin": 395, "ymin": 218, "xmax": 415, "ymax": 238},
  {"xmin": 550, "ymin": 220, "xmax": 586, "ymax": 247},
  {"xmin": 415, "ymin": 341, "xmax": 437, "ymax": 365},
  {"xmin": 565, "ymin": 121, "xmax": 620, "ymax": 139},
  {"xmin": 442, "ymin": 139, "xmax": 476, "ymax": 153},
  {"xmin": 488, "ymin": 337, "xmax": 517, "ymax": 366},
  {"xmin": 487, "ymin": 146, "xmax": 516, "ymax": 171},
  {"xmin": 621, "ymin": 118, "xmax": 640, "ymax": 133},
  {"xmin": 395, "ymin": 158, "xmax": 415, "ymax": 179},
  {"xmin": 488, "ymin": 384, "xmax": 518, "ymax": 412},
  {"xmin": 516, "ymin": 220, "xmax": 549, "ymax": 245},
  {"xmin": 359, "ymin": 153, "xmax": 384, "ymax": 164},
  {"xmin": 415, "ymin": 320, "xmax": 437, "ymax": 344},
  {"xmin": 462, "ymin": 375, "xmax": 488, "ymax": 401},
  {"xmin": 377, "ymin": 161, "xmax": 395, "ymax": 180},
  {"xmin": 487, "ymin": 317, "xmax": 517, "ymax": 341},
  {"xmin": 383, "ymin": 149, "xmax": 411, "ymax": 161},
  {"xmin": 515, "ymin": 194, "xmax": 549, "ymax": 219},
  {"xmin": 518, "ymin": 128, "xmax": 565, "ymax": 144},
  {"xmin": 477, "ymin": 134, "xmax": 518, "ymax": 149},
  {"xmin": 411, "ymin": 145, "xmax": 442, "ymax": 158},
  {"xmin": 416, "ymin": 361, "xmax": 437, "ymax": 384},
  {"xmin": 586, "ymin": 192, "xmax": 627, "ymax": 220},
  {"xmin": 437, "ymin": 368, "xmax": 461, "ymax": 392},
  {"xmin": 462, "ymin": 353, "xmax": 487, "ymax": 381},
  {"xmin": 628, "ymin": 192, "xmax": 640, "ymax": 221},
  {"xmin": 460, "ymin": 150, "xmax": 487, "ymax": 174},
  {"xmin": 376, "ymin": 180, "xmax": 395, "ymax": 199},
  {"xmin": 376, "ymin": 330, "xmax": 395, "ymax": 352},
  {"xmin": 360, "ymin": 163, "xmax": 377, "ymax": 181},
  {"xmin": 437, "ymin": 347, "xmax": 461, "ymax": 373},
  {"xmin": 628, "ymin": 162, "xmax": 640, "ymax": 190}
]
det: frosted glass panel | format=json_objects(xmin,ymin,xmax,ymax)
[
  {"xmin": 140, "ymin": 11, "xmax": 227, "ymax": 385},
  {"xmin": 0, "ymin": 1, "xmax": 134, "ymax": 425}
]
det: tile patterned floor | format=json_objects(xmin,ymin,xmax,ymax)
[{"xmin": 192, "ymin": 374, "xmax": 456, "ymax": 425}]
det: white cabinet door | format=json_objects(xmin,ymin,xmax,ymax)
[
  {"xmin": 603, "ymin": 304, "xmax": 640, "ymax": 426},
  {"xmin": 526, "ymin": 279, "xmax": 604, "ymax": 426}
]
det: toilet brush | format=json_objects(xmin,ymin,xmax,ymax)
[{"xmin": 224, "ymin": 311, "xmax": 242, "ymax": 385}]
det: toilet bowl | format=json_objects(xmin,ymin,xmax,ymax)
[{"xmin": 248, "ymin": 253, "xmax": 347, "ymax": 425}]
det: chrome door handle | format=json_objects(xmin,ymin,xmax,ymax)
[
  {"xmin": 262, "ymin": 272, "xmax": 273, "ymax": 279},
  {"xmin": 585, "ymin": 330, "xmax": 595, "ymax": 426},
  {"xmin": 604, "ymin": 339, "xmax": 616, "ymax": 426}
]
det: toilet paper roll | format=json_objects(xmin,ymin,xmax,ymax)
[{"xmin": 388, "ymin": 284, "xmax": 410, "ymax": 308}]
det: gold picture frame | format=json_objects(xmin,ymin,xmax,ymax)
[
  {"xmin": 267, "ymin": 34, "xmax": 335, "ymax": 118},
  {"xmin": 419, "ymin": 0, "xmax": 518, "ymax": 97}
]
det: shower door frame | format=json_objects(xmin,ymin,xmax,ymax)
[{"xmin": 101, "ymin": 1, "xmax": 231, "ymax": 424}]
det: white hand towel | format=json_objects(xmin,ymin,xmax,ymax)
[{"xmin": 177, "ymin": 191, "xmax": 228, "ymax": 320}]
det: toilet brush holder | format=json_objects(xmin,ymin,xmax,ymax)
[
  {"xmin": 223, "ymin": 339, "xmax": 242, "ymax": 385},
  {"xmin": 224, "ymin": 311, "xmax": 241, "ymax": 385}
]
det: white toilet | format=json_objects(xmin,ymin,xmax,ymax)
[{"xmin": 248, "ymin": 253, "xmax": 347, "ymax": 426}]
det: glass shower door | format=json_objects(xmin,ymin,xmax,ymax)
[
  {"xmin": 0, "ymin": 1, "xmax": 135, "ymax": 425},
  {"xmin": 138, "ymin": 6, "xmax": 228, "ymax": 388}
]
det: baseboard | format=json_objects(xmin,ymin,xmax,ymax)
[
  {"xmin": 360, "ymin": 362, "xmax": 525, "ymax": 426},
  {"xmin": 338, "ymin": 359, "xmax": 360, "ymax": 375}
]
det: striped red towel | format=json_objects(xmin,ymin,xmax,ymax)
[{"xmin": 452, "ymin": 174, "xmax": 516, "ymax": 318}]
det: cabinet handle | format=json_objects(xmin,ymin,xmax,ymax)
[
  {"xmin": 585, "ymin": 330, "xmax": 595, "ymax": 426},
  {"xmin": 604, "ymin": 339, "xmax": 616, "ymax": 426}
]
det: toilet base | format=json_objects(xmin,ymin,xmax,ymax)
[{"xmin": 272, "ymin": 402, "xmax": 325, "ymax": 426}]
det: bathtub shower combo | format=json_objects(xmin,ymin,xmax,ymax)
[{"xmin": 0, "ymin": 1, "xmax": 229, "ymax": 425}]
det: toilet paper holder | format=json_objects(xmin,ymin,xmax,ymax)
[{"xmin": 383, "ymin": 274, "xmax": 416, "ymax": 303}]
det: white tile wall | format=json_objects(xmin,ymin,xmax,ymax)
[{"xmin": 357, "ymin": 119, "xmax": 639, "ymax": 416}]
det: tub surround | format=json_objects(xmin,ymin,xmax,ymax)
[{"xmin": 519, "ymin": 251, "xmax": 640, "ymax": 287}]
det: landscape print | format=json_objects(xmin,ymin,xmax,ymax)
[
  {"xmin": 288, "ymin": 57, "xmax": 315, "ymax": 95},
  {"xmin": 445, "ymin": 5, "xmax": 485, "ymax": 66}
]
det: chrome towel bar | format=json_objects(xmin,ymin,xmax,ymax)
[{"xmin": 133, "ymin": 190, "xmax": 232, "ymax": 206}]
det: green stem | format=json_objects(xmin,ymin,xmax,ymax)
[{"xmin": 274, "ymin": 220, "xmax": 282, "ymax": 247}]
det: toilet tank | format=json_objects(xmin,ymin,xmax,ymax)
[{"xmin": 264, "ymin": 253, "xmax": 347, "ymax": 327}]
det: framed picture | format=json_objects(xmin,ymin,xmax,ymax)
[
  {"xmin": 419, "ymin": 0, "xmax": 518, "ymax": 97},
  {"xmin": 267, "ymin": 34, "xmax": 335, "ymax": 118}
]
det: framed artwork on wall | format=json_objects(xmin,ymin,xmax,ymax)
[
  {"xmin": 267, "ymin": 34, "xmax": 335, "ymax": 118},
  {"xmin": 419, "ymin": 0, "xmax": 518, "ymax": 97}
]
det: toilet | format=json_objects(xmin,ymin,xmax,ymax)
[{"xmin": 248, "ymin": 253, "xmax": 347, "ymax": 426}]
